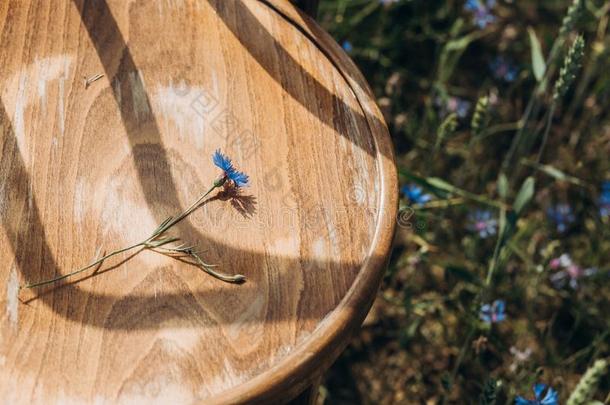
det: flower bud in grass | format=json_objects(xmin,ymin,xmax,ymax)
[
  {"xmin": 567, "ymin": 359, "xmax": 608, "ymax": 405},
  {"xmin": 559, "ymin": 0, "xmax": 583, "ymax": 39},
  {"xmin": 553, "ymin": 35, "xmax": 585, "ymax": 101},
  {"xmin": 471, "ymin": 96, "xmax": 490, "ymax": 136}
]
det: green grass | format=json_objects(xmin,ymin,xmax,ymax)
[{"xmin": 317, "ymin": 1, "xmax": 610, "ymax": 403}]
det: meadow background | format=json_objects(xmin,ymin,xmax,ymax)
[{"xmin": 315, "ymin": 0, "xmax": 610, "ymax": 403}]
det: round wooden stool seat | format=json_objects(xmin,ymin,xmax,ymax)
[{"xmin": 0, "ymin": 1, "xmax": 397, "ymax": 403}]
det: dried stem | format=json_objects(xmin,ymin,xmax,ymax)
[{"xmin": 21, "ymin": 181, "xmax": 245, "ymax": 290}]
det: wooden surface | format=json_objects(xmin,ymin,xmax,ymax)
[{"xmin": 0, "ymin": 1, "xmax": 397, "ymax": 404}]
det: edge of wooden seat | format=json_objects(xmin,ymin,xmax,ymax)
[{"xmin": 209, "ymin": 1, "xmax": 398, "ymax": 403}]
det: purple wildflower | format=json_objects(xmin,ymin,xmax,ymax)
[
  {"xmin": 402, "ymin": 184, "xmax": 433, "ymax": 205},
  {"xmin": 515, "ymin": 383, "xmax": 558, "ymax": 405},
  {"xmin": 435, "ymin": 96, "xmax": 472, "ymax": 118},
  {"xmin": 490, "ymin": 56, "xmax": 519, "ymax": 82},
  {"xmin": 448, "ymin": 97, "xmax": 472, "ymax": 118},
  {"xmin": 549, "ymin": 253, "xmax": 572, "ymax": 270},
  {"xmin": 212, "ymin": 149, "xmax": 249, "ymax": 188},
  {"xmin": 549, "ymin": 253, "xmax": 597, "ymax": 289},
  {"xmin": 467, "ymin": 210, "xmax": 498, "ymax": 238},
  {"xmin": 546, "ymin": 204, "xmax": 575, "ymax": 233},
  {"xmin": 509, "ymin": 346, "xmax": 533, "ymax": 372},
  {"xmin": 464, "ymin": 0, "xmax": 496, "ymax": 28},
  {"xmin": 480, "ymin": 299, "xmax": 506, "ymax": 324}
]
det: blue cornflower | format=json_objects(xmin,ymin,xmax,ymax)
[
  {"xmin": 212, "ymin": 149, "xmax": 249, "ymax": 187},
  {"xmin": 401, "ymin": 184, "xmax": 433, "ymax": 205},
  {"xmin": 342, "ymin": 41, "xmax": 353, "ymax": 53},
  {"xmin": 515, "ymin": 383, "xmax": 558, "ymax": 405},
  {"xmin": 480, "ymin": 299, "xmax": 506, "ymax": 324},
  {"xmin": 467, "ymin": 210, "xmax": 498, "ymax": 238},
  {"xmin": 546, "ymin": 203, "xmax": 575, "ymax": 233},
  {"xmin": 599, "ymin": 181, "xmax": 610, "ymax": 217},
  {"xmin": 490, "ymin": 56, "xmax": 519, "ymax": 82},
  {"xmin": 464, "ymin": 0, "xmax": 496, "ymax": 28}
]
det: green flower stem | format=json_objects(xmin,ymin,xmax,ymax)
[
  {"xmin": 501, "ymin": 35, "xmax": 566, "ymax": 172},
  {"xmin": 165, "ymin": 184, "xmax": 219, "ymax": 230},
  {"xmin": 475, "ymin": 121, "xmax": 522, "ymax": 142},
  {"xmin": 444, "ymin": 325, "xmax": 476, "ymax": 401},
  {"xmin": 20, "ymin": 242, "xmax": 145, "ymax": 290},
  {"xmin": 20, "ymin": 181, "xmax": 245, "ymax": 290},
  {"xmin": 536, "ymin": 102, "xmax": 557, "ymax": 164},
  {"xmin": 152, "ymin": 244, "xmax": 246, "ymax": 284},
  {"xmin": 442, "ymin": 207, "xmax": 509, "ymax": 404}
]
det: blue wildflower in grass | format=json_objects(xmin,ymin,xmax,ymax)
[
  {"xmin": 546, "ymin": 203, "xmax": 575, "ymax": 233},
  {"xmin": 599, "ymin": 181, "xmax": 610, "ymax": 217},
  {"xmin": 464, "ymin": 0, "xmax": 496, "ymax": 28},
  {"xmin": 549, "ymin": 253, "xmax": 597, "ymax": 289},
  {"xmin": 480, "ymin": 299, "xmax": 506, "ymax": 324},
  {"xmin": 342, "ymin": 41, "xmax": 353, "ymax": 53},
  {"xmin": 490, "ymin": 56, "xmax": 519, "ymax": 82},
  {"xmin": 213, "ymin": 149, "xmax": 249, "ymax": 187},
  {"xmin": 467, "ymin": 210, "xmax": 498, "ymax": 238},
  {"xmin": 401, "ymin": 184, "xmax": 433, "ymax": 205},
  {"xmin": 447, "ymin": 97, "xmax": 471, "ymax": 118},
  {"xmin": 515, "ymin": 383, "xmax": 558, "ymax": 405},
  {"xmin": 435, "ymin": 96, "xmax": 472, "ymax": 119}
]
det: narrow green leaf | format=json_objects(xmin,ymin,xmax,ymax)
[
  {"xmin": 497, "ymin": 173, "xmax": 509, "ymax": 199},
  {"xmin": 485, "ymin": 207, "xmax": 514, "ymax": 286},
  {"xmin": 437, "ymin": 24, "xmax": 484, "ymax": 84},
  {"xmin": 426, "ymin": 177, "xmax": 460, "ymax": 193},
  {"xmin": 153, "ymin": 216, "xmax": 174, "ymax": 235},
  {"xmin": 426, "ymin": 177, "xmax": 472, "ymax": 200},
  {"xmin": 514, "ymin": 176, "xmax": 536, "ymax": 215},
  {"xmin": 528, "ymin": 27, "xmax": 546, "ymax": 82},
  {"xmin": 521, "ymin": 159, "xmax": 585, "ymax": 186},
  {"xmin": 498, "ymin": 208, "xmax": 507, "ymax": 241},
  {"xmin": 148, "ymin": 237, "xmax": 181, "ymax": 248},
  {"xmin": 427, "ymin": 177, "xmax": 503, "ymax": 208},
  {"xmin": 398, "ymin": 168, "xmax": 451, "ymax": 198},
  {"xmin": 398, "ymin": 168, "xmax": 505, "ymax": 209}
]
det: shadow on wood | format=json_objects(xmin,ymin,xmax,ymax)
[{"xmin": 0, "ymin": 1, "xmax": 396, "ymax": 403}]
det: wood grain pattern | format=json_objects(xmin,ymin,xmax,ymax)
[{"xmin": 0, "ymin": 1, "xmax": 397, "ymax": 403}]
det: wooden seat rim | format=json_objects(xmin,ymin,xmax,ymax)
[{"xmin": 207, "ymin": 1, "xmax": 398, "ymax": 403}]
